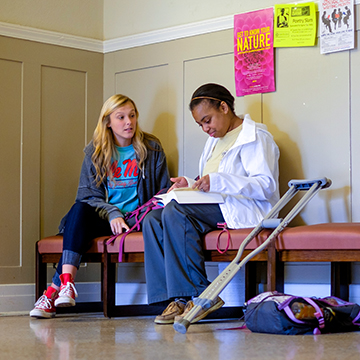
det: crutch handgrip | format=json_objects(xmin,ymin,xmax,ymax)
[
  {"xmin": 261, "ymin": 219, "xmax": 282, "ymax": 229},
  {"xmin": 288, "ymin": 177, "xmax": 332, "ymax": 190},
  {"xmin": 173, "ymin": 318, "xmax": 191, "ymax": 334},
  {"xmin": 193, "ymin": 297, "xmax": 214, "ymax": 309}
]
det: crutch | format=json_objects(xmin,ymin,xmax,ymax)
[{"xmin": 173, "ymin": 177, "xmax": 332, "ymax": 334}]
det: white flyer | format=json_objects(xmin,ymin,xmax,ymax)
[{"xmin": 319, "ymin": 0, "xmax": 354, "ymax": 54}]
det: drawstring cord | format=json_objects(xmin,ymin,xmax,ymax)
[{"xmin": 216, "ymin": 222, "xmax": 231, "ymax": 254}]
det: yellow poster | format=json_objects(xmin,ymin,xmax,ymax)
[{"xmin": 274, "ymin": 3, "xmax": 317, "ymax": 47}]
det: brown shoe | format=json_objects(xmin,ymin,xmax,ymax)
[
  {"xmin": 174, "ymin": 296, "xmax": 225, "ymax": 324},
  {"xmin": 154, "ymin": 299, "xmax": 186, "ymax": 324}
]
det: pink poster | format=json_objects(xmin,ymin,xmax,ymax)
[{"xmin": 234, "ymin": 8, "xmax": 275, "ymax": 97}]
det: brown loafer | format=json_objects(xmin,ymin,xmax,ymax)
[
  {"xmin": 154, "ymin": 299, "xmax": 186, "ymax": 324},
  {"xmin": 174, "ymin": 296, "xmax": 225, "ymax": 324}
]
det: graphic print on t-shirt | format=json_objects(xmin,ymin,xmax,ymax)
[
  {"xmin": 107, "ymin": 145, "xmax": 139, "ymax": 214},
  {"xmin": 109, "ymin": 158, "xmax": 138, "ymax": 188}
]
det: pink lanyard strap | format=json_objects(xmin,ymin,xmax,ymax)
[
  {"xmin": 105, "ymin": 190, "xmax": 165, "ymax": 262},
  {"xmin": 216, "ymin": 222, "xmax": 230, "ymax": 254},
  {"xmin": 106, "ymin": 206, "xmax": 154, "ymax": 262}
]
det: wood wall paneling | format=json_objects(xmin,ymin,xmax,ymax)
[
  {"xmin": 40, "ymin": 66, "xmax": 87, "ymax": 238},
  {"xmin": 114, "ymin": 65, "xmax": 179, "ymax": 177},
  {"xmin": 350, "ymin": 35, "xmax": 360, "ymax": 222},
  {"xmin": 0, "ymin": 59, "xmax": 22, "ymax": 267},
  {"xmin": 263, "ymin": 46, "xmax": 350, "ymax": 225}
]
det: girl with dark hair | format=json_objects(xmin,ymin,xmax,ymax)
[
  {"xmin": 143, "ymin": 83, "xmax": 280, "ymax": 325},
  {"xmin": 30, "ymin": 94, "xmax": 171, "ymax": 318}
]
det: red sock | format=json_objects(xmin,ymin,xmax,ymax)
[
  {"xmin": 45, "ymin": 286, "xmax": 57, "ymax": 298},
  {"xmin": 60, "ymin": 273, "xmax": 73, "ymax": 285}
]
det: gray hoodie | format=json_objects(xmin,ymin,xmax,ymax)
[{"xmin": 58, "ymin": 134, "xmax": 171, "ymax": 233}]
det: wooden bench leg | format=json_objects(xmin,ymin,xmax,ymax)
[
  {"xmin": 266, "ymin": 243, "xmax": 284, "ymax": 294},
  {"xmin": 267, "ymin": 242, "xmax": 276, "ymax": 292},
  {"xmin": 245, "ymin": 262, "xmax": 258, "ymax": 300},
  {"xmin": 36, "ymin": 242, "xmax": 47, "ymax": 300},
  {"xmin": 100, "ymin": 262, "xmax": 104, "ymax": 302},
  {"xmin": 331, "ymin": 262, "xmax": 351, "ymax": 301},
  {"xmin": 103, "ymin": 250, "xmax": 116, "ymax": 318}
]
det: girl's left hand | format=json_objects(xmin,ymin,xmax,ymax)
[
  {"xmin": 110, "ymin": 217, "xmax": 129, "ymax": 235},
  {"xmin": 193, "ymin": 174, "xmax": 210, "ymax": 192}
]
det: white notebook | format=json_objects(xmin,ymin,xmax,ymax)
[{"xmin": 154, "ymin": 188, "xmax": 224, "ymax": 207}]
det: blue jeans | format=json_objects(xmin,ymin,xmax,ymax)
[
  {"xmin": 52, "ymin": 202, "xmax": 112, "ymax": 286},
  {"xmin": 52, "ymin": 201, "xmax": 146, "ymax": 286},
  {"xmin": 142, "ymin": 200, "xmax": 224, "ymax": 304}
]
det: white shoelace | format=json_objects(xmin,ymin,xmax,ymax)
[
  {"xmin": 34, "ymin": 295, "xmax": 53, "ymax": 309},
  {"xmin": 58, "ymin": 282, "xmax": 78, "ymax": 298}
]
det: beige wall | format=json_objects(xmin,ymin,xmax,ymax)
[
  {"xmin": 0, "ymin": 0, "xmax": 103, "ymax": 39},
  {"xmin": 104, "ymin": 5, "xmax": 360, "ymax": 227},
  {"xmin": 0, "ymin": 35, "xmax": 103, "ymax": 285},
  {"xmin": 103, "ymin": 0, "xmax": 280, "ymax": 39}
]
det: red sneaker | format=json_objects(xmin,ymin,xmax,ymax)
[
  {"xmin": 55, "ymin": 273, "xmax": 78, "ymax": 307},
  {"xmin": 30, "ymin": 288, "xmax": 57, "ymax": 318}
]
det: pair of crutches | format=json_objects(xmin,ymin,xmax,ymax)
[{"xmin": 173, "ymin": 177, "xmax": 332, "ymax": 334}]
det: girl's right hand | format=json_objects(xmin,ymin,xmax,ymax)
[
  {"xmin": 168, "ymin": 177, "xmax": 188, "ymax": 192},
  {"xmin": 110, "ymin": 217, "xmax": 129, "ymax": 235}
]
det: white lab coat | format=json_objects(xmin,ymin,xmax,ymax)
[{"xmin": 186, "ymin": 114, "xmax": 280, "ymax": 229}]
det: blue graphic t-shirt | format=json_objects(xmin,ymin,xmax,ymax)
[{"xmin": 107, "ymin": 144, "xmax": 139, "ymax": 215}]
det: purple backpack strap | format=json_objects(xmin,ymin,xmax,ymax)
[
  {"xmin": 303, "ymin": 297, "xmax": 325, "ymax": 332},
  {"xmin": 281, "ymin": 297, "xmax": 325, "ymax": 335},
  {"xmin": 352, "ymin": 311, "xmax": 360, "ymax": 326}
]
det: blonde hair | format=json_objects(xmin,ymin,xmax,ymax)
[{"xmin": 92, "ymin": 94, "xmax": 150, "ymax": 187}]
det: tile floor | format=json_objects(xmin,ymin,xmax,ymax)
[{"xmin": 1, "ymin": 313, "xmax": 360, "ymax": 359}]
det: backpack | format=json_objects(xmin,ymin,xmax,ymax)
[{"xmin": 244, "ymin": 291, "xmax": 360, "ymax": 335}]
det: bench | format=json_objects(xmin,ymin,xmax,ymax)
[
  {"xmin": 35, "ymin": 229, "xmax": 271, "ymax": 318},
  {"xmin": 36, "ymin": 222, "xmax": 360, "ymax": 317}
]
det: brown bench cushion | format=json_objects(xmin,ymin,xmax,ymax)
[
  {"xmin": 276, "ymin": 223, "xmax": 360, "ymax": 250},
  {"xmin": 106, "ymin": 232, "xmax": 145, "ymax": 254},
  {"xmin": 37, "ymin": 235, "xmax": 107, "ymax": 254},
  {"xmin": 106, "ymin": 228, "xmax": 271, "ymax": 254},
  {"xmin": 38, "ymin": 228, "xmax": 271, "ymax": 256}
]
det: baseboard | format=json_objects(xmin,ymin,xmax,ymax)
[
  {"xmin": 0, "ymin": 282, "xmax": 102, "ymax": 315},
  {"xmin": 3, "ymin": 280, "xmax": 356, "ymax": 315},
  {"xmin": 0, "ymin": 279, "xmax": 245, "ymax": 315}
]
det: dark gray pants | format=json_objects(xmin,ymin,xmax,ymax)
[{"xmin": 142, "ymin": 200, "xmax": 224, "ymax": 304}]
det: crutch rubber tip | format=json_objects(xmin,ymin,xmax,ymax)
[{"xmin": 173, "ymin": 319, "xmax": 190, "ymax": 334}]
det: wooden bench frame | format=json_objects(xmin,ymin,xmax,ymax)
[{"xmin": 36, "ymin": 223, "xmax": 360, "ymax": 318}]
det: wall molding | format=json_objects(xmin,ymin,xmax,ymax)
[
  {"xmin": 0, "ymin": 16, "xmax": 233, "ymax": 54},
  {"xmin": 0, "ymin": 21, "xmax": 104, "ymax": 53},
  {"xmin": 103, "ymin": 15, "xmax": 233, "ymax": 53}
]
